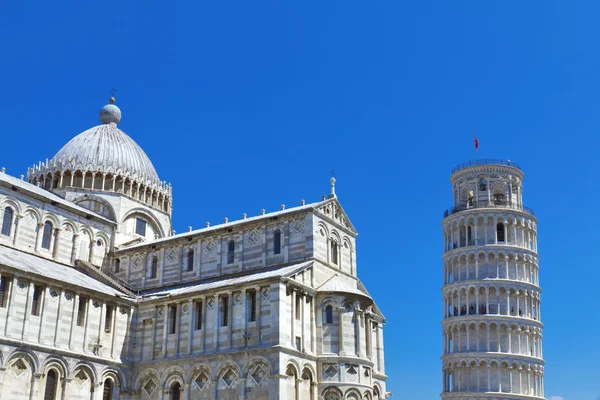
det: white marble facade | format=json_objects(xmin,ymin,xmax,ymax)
[{"xmin": 0, "ymin": 99, "xmax": 388, "ymax": 400}]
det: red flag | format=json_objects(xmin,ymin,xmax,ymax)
[{"xmin": 474, "ymin": 136, "xmax": 479, "ymax": 150}]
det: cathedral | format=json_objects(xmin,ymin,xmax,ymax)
[{"xmin": 0, "ymin": 98, "xmax": 388, "ymax": 399}]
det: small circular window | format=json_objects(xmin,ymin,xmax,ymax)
[{"xmin": 96, "ymin": 240, "xmax": 103, "ymax": 247}]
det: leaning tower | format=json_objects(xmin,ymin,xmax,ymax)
[{"xmin": 441, "ymin": 159, "xmax": 545, "ymax": 399}]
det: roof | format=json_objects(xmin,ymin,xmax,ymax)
[
  {"xmin": 0, "ymin": 171, "xmax": 114, "ymax": 225},
  {"xmin": 52, "ymin": 120, "xmax": 160, "ymax": 185},
  {"xmin": 119, "ymin": 198, "xmax": 336, "ymax": 252},
  {"xmin": 142, "ymin": 261, "xmax": 313, "ymax": 300},
  {"xmin": 0, "ymin": 245, "xmax": 130, "ymax": 298},
  {"xmin": 318, "ymin": 274, "xmax": 372, "ymax": 300}
]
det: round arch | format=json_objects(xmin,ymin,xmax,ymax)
[
  {"xmin": 161, "ymin": 365, "xmax": 186, "ymax": 388},
  {"xmin": 40, "ymin": 211, "xmax": 60, "ymax": 226},
  {"xmin": 6, "ymin": 348, "xmax": 39, "ymax": 372},
  {"xmin": 134, "ymin": 368, "xmax": 160, "ymax": 392},
  {"xmin": 322, "ymin": 386, "xmax": 343, "ymax": 400},
  {"xmin": 71, "ymin": 361, "xmax": 98, "ymax": 385},
  {"xmin": 73, "ymin": 194, "xmax": 117, "ymax": 221},
  {"xmin": 241, "ymin": 356, "xmax": 272, "ymax": 379},
  {"xmin": 0, "ymin": 197, "xmax": 22, "ymax": 216},
  {"xmin": 122, "ymin": 207, "xmax": 166, "ymax": 238}
]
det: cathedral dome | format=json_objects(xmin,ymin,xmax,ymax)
[
  {"xmin": 52, "ymin": 107, "xmax": 159, "ymax": 184},
  {"xmin": 27, "ymin": 99, "xmax": 172, "ymax": 214}
]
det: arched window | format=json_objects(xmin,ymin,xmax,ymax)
[
  {"xmin": 187, "ymin": 249, "xmax": 194, "ymax": 272},
  {"xmin": 373, "ymin": 386, "xmax": 381, "ymax": 399},
  {"xmin": 496, "ymin": 223, "xmax": 505, "ymax": 242},
  {"xmin": 479, "ymin": 178, "xmax": 487, "ymax": 191},
  {"xmin": 102, "ymin": 379, "xmax": 113, "ymax": 400},
  {"xmin": 150, "ymin": 256, "xmax": 158, "ymax": 279},
  {"xmin": 322, "ymin": 388, "xmax": 340, "ymax": 400},
  {"xmin": 44, "ymin": 369, "xmax": 58, "ymax": 400},
  {"xmin": 41, "ymin": 221, "xmax": 53, "ymax": 250},
  {"xmin": 170, "ymin": 382, "xmax": 181, "ymax": 400},
  {"xmin": 1, "ymin": 207, "xmax": 13, "ymax": 236},
  {"xmin": 325, "ymin": 305, "xmax": 333, "ymax": 324},
  {"xmin": 494, "ymin": 193, "xmax": 504, "ymax": 204},
  {"xmin": 273, "ymin": 230, "xmax": 281, "ymax": 255},
  {"xmin": 227, "ymin": 240, "xmax": 235, "ymax": 264},
  {"xmin": 330, "ymin": 240, "xmax": 338, "ymax": 265}
]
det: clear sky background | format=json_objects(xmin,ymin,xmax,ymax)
[{"xmin": 0, "ymin": 1, "xmax": 598, "ymax": 399}]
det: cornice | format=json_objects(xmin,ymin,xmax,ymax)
[
  {"xmin": 0, "ymin": 337, "xmax": 131, "ymax": 367},
  {"xmin": 441, "ymin": 352, "xmax": 545, "ymax": 365},
  {"xmin": 442, "ymin": 245, "xmax": 539, "ymax": 261},
  {"xmin": 440, "ymin": 315, "xmax": 545, "ymax": 330},
  {"xmin": 442, "ymin": 207, "xmax": 538, "ymax": 224},
  {"xmin": 450, "ymin": 165, "xmax": 524, "ymax": 184},
  {"xmin": 441, "ymin": 279, "xmax": 542, "ymax": 294}
]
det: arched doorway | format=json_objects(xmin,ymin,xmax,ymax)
[
  {"xmin": 285, "ymin": 365, "xmax": 298, "ymax": 400},
  {"xmin": 102, "ymin": 378, "xmax": 113, "ymax": 400},
  {"xmin": 170, "ymin": 382, "xmax": 181, "ymax": 400},
  {"xmin": 44, "ymin": 369, "xmax": 58, "ymax": 400},
  {"xmin": 300, "ymin": 368, "xmax": 314, "ymax": 400}
]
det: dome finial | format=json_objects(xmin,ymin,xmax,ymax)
[
  {"xmin": 100, "ymin": 88, "xmax": 121, "ymax": 125},
  {"xmin": 109, "ymin": 87, "xmax": 117, "ymax": 104}
]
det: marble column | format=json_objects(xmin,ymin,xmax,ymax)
[
  {"xmin": 338, "ymin": 307, "xmax": 345, "ymax": 355},
  {"xmin": 12, "ymin": 214, "xmax": 23, "ymax": 247}
]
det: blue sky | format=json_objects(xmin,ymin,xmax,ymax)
[{"xmin": 1, "ymin": 1, "xmax": 599, "ymax": 399}]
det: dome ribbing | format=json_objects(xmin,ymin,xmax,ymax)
[{"xmin": 52, "ymin": 123, "xmax": 160, "ymax": 184}]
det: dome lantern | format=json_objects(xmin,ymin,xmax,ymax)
[{"xmin": 99, "ymin": 102, "xmax": 121, "ymax": 125}]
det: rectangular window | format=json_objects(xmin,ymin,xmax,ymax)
[
  {"xmin": 227, "ymin": 241, "xmax": 235, "ymax": 264},
  {"xmin": 0, "ymin": 276, "xmax": 10, "ymax": 308},
  {"xmin": 295, "ymin": 295, "xmax": 301, "ymax": 321},
  {"xmin": 195, "ymin": 301, "xmax": 202, "ymax": 330},
  {"xmin": 169, "ymin": 305, "xmax": 177, "ymax": 334},
  {"xmin": 274, "ymin": 230, "xmax": 281, "ymax": 255},
  {"xmin": 497, "ymin": 223, "xmax": 505, "ymax": 242},
  {"xmin": 41, "ymin": 222, "xmax": 52, "ymax": 250},
  {"xmin": 295, "ymin": 336, "xmax": 302, "ymax": 351},
  {"xmin": 105, "ymin": 305, "xmax": 114, "ymax": 333},
  {"xmin": 31, "ymin": 285, "xmax": 42, "ymax": 316},
  {"xmin": 77, "ymin": 296, "xmax": 87, "ymax": 327},
  {"xmin": 221, "ymin": 296, "xmax": 229, "ymax": 327},
  {"xmin": 135, "ymin": 218, "xmax": 147, "ymax": 236},
  {"xmin": 187, "ymin": 249, "xmax": 194, "ymax": 272},
  {"xmin": 150, "ymin": 256, "xmax": 158, "ymax": 279},
  {"xmin": 248, "ymin": 290, "xmax": 256, "ymax": 322},
  {"xmin": 1, "ymin": 207, "xmax": 13, "ymax": 236},
  {"xmin": 325, "ymin": 305, "xmax": 333, "ymax": 324}
]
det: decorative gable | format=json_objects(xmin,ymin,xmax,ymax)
[{"xmin": 315, "ymin": 199, "xmax": 357, "ymax": 234}]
